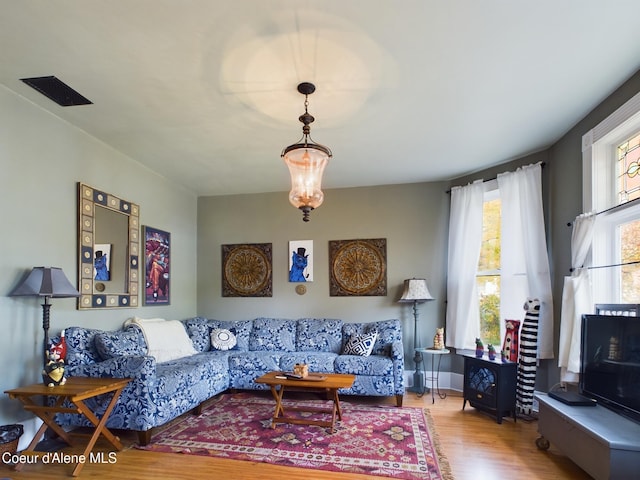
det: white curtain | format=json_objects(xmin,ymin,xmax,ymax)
[
  {"xmin": 446, "ymin": 180, "xmax": 484, "ymax": 349},
  {"xmin": 558, "ymin": 212, "xmax": 596, "ymax": 383},
  {"xmin": 497, "ymin": 163, "xmax": 554, "ymax": 359}
]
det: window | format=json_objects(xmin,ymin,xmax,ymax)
[
  {"xmin": 584, "ymin": 92, "xmax": 640, "ymax": 304},
  {"xmin": 477, "ymin": 190, "xmax": 501, "ymax": 346},
  {"xmin": 617, "ymin": 131, "xmax": 640, "ymax": 203},
  {"xmin": 447, "ymin": 163, "xmax": 552, "ymax": 355},
  {"xmin": 620, "ymin": 217, "xmax": 640, "ymax": 302}
]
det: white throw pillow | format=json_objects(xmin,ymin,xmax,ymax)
[
  {"xmin": 210, "ymin": 328, "xmax": 237, "ymax": 351},
  {"xmin": 342, "ymin": 331, "xmax": 378, "ymax": 356}
]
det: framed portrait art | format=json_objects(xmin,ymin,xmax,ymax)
[
  {"xmin": 143, "ymin": 226, "xmax": 170, "ymax": 305},
  {"xmin": 289, "ymin": 240, "xmax": 313, "ymax": 282}
]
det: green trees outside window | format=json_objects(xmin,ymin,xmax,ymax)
[{"xmin": 478, "ymin": 197, "xmax": 501, "ymax": 347}]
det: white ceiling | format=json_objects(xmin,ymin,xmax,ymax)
[{"xmin": 3, "ymin": 1, "xmax": 640, "ymax": 196}]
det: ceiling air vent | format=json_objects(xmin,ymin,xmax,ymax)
[{"xmin": 20, "ymin": 75, "xmax": 93, "ymax": 107}]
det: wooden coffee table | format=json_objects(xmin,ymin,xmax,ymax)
[
  {"xmin": 5, "ymin": 376, "xmax": 131, "ymax": 476},
  {"xmin": 255, "ymin": 371, "xmax": 355, "ymax": 433}
]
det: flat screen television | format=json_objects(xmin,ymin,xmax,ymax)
[{"xmin": 580, "ymin": 313, "xmax": 640, "ymax": 424}]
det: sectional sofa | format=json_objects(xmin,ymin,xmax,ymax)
[{"xmin": 56, "ymin": 316, "xmax": 405, "ymax": 445}]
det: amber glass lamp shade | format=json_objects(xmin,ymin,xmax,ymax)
[{"xmin": 282, "ymin": 145, "xmax": 329, "ymax": 220}]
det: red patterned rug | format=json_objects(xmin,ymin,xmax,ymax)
[{"xmin": 137, "ymin": 392, "xmax": 452, "ymax": 480}]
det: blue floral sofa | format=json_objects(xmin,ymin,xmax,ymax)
[{"xmin": 57, "ymin": 317, "xmax": 405, "ymax": 445}]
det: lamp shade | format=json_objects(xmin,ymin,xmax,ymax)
[
  {"xmin": 11, "ymin": 267, "xmax": 80, "ymax": 298},
  {"xmin": 282, "ymin": 146, "xmax": 329, "ymax": 210},
  {"xmin": 398, "ymin": 278, "xmax": 433, "ymax": 303}
]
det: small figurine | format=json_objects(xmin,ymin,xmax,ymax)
[
  {"xmin": 42, "ymin": 331, "xmax": 67, "ymax": 387},
  {"xmin": 502, "ymin": 319, "xmax": 520, "ymax": 362},
  {"xmin": 488, "ymin": 344, "xmax": 496, "ymax": 360},
  {"xmin": 475, "ymin": 338, "xmax": 484, "ymax": 358},
  {"xmin": 43, "ymin": 355, "xmax": 65, "ymax": 387},
  {"xmin": 433, "ymin": 327, "xmax": 445, "ymax": 350},
  {"xmin": 293, "ymin": 363, "xmax": 309, "ymax": 378},
  {"xmin": 608, "ymin": 336, "xmax": 621, "ymax": 361}
]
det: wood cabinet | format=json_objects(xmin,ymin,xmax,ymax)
[{"xmin": 462, "ymin": 354, "xmax": 517, "ymax": 424}]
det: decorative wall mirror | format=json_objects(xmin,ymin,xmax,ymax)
[{"xmin": 78, "ymin": 183, "xmax": 140, "ymax": 309}]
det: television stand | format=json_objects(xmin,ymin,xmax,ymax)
[{"xmin": 536, "ymin": 393, "xmax": 640, "ymax": 480}]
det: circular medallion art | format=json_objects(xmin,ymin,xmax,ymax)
[
  {"xmin": 222, "ymin": 243, "xmax": 273, "ymax": 297},
  {"xmin": 329, "ymin": 238, "xmax": 387, "ymax": 296}
]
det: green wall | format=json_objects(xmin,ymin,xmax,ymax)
[
  {"xmin": 197, "ymin": 182, "xmax": 451, "ymax": 371},
  {"xmin": 0, "ymin": 86, "xmax": 198, "ymax": 425}
]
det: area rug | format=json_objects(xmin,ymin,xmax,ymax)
[{"xmin": 137, "ymin": 392, "xmax": 452, "ymax": 480}]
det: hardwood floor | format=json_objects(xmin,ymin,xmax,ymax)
[{"xmin": 1, "ymin": 390, "xmax": 592, "ymax": 479}]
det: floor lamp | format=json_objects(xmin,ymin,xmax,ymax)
[
  {"xmin": 11, "ymin": 267, "xmax": 80, "ymax": 367},
  {"xmin": 399, "ymin": 278, "xmax": 434, "ymax": 394}
]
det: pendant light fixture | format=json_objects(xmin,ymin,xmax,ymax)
[{"xmin": 281, "ymin": 82, "xmax": 332, "ymax": 222}]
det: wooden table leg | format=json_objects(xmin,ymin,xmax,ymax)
[
  {"xmin": 13, "ymin": 396, "xmax": 74, "ymax": 473},
  {"xmin": 269, "ymin": 385, "xmax": 287, "ymax": 429},
  {"xmin": 332, "ymin": 389, "xmax": 343, "ymax": 421},
  {"xmin": 70, "ymin": 386, "xmax": 126, "ymax": 476}
]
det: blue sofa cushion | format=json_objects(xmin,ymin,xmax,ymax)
[
  {"xmin": 65, "ymin": 326, "xmax": 104, "ymax": 366},
  {"xmin": 335, "ymin": 354, "xmax": 394, "ymax": 376},
  {"xmin": 279, "ymin": 352, "xmax": 338, "ymax": 372},
  {"xmin": 183, "ymin": 317, "xmax": 211, "ymax": 352},
  {"xmin": 228, "ymin": 351, "xmax": 282, "ymax": 371},
  {"xmin": 94, "ymin": 326, "xmax": 147, "ymax": 360},
  {"xmin": 296, "ymin": 318, "xmax": 343, "ymax": 353},
  {"xmin": 369, "ymin": 319, "xmax": 403, "ymax": 356},
  {"xmin": 249, "ymin": 318, "xmax": 296, "ymax": 352}
]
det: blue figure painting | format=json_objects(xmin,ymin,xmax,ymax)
[
  {"xmin": 94, "ymin": 250, "xmax": 110, "ymax": 281},
  {"xmin": 289, "ymin": 247, "xmax": 308, "ymax": 282}
]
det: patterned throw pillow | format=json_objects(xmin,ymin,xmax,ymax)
[
  {"xmin": 342, "ymin": 331, "xmax": 378, "ymax": 356},
  {"xmin": 210, "ymin": 328, "xmax": 237, "ymax": 351}
]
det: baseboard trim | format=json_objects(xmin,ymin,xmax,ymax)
[
  {"xmin": 17, "ymin": 416, "xmax": 43, "ymax": 451},
  {"xmin": 404, "ymin": 370, "xmax": 463, "ymax": 393}
]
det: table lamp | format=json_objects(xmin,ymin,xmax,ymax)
[
  {"xmin": 398, "ymin": 278, "xmax": 434, "ymax": 393},
  {"xmin": 11, "ymin": 267, "xmax": 80, "ymax": 366}
]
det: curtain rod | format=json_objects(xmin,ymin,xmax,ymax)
[
  {"xmin": 445, "ymin": 162, "xmax": 546, "ymax": 194},
  {"xmin": 570, "ymin": 260, "xmax": 640, "ymax": 273},
  {"xmin": 566, "ymin": 195, "xmax": 640, "ymax": 227}
]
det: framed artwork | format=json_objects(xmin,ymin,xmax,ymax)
[
  {"xmin": 143, "ymin": 226, "xmax": 170, "ymax": 305},
  {"xmin": 329, "ymin": 238, "xmax": 387, "ymax": 296},
  {"xmin": 289, "ymin": 240, "xmax": 313, "ymax": 282},
  {"xmin": 93, "ymin": 243, "xmax": 112, "ymax": 281},
  {"xmin": 222, "ymin": 243, "xmax": 272, "ymax": 297}
]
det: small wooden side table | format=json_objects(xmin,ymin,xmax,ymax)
[
  {"xmin": 255, "ymin": 371, "xmax": 355, "ymax": 433},
  {"xmin": 4, "ymin": 376, "xmax": 131, "ymax": 476},
  {"xmin": 416, "ymin": 348, "xmax": 450, "ymax": 403}
]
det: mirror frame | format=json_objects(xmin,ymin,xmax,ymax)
[{"xmin": 78, "ymin": 182, "xmax": 140, "ymax": 309}]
